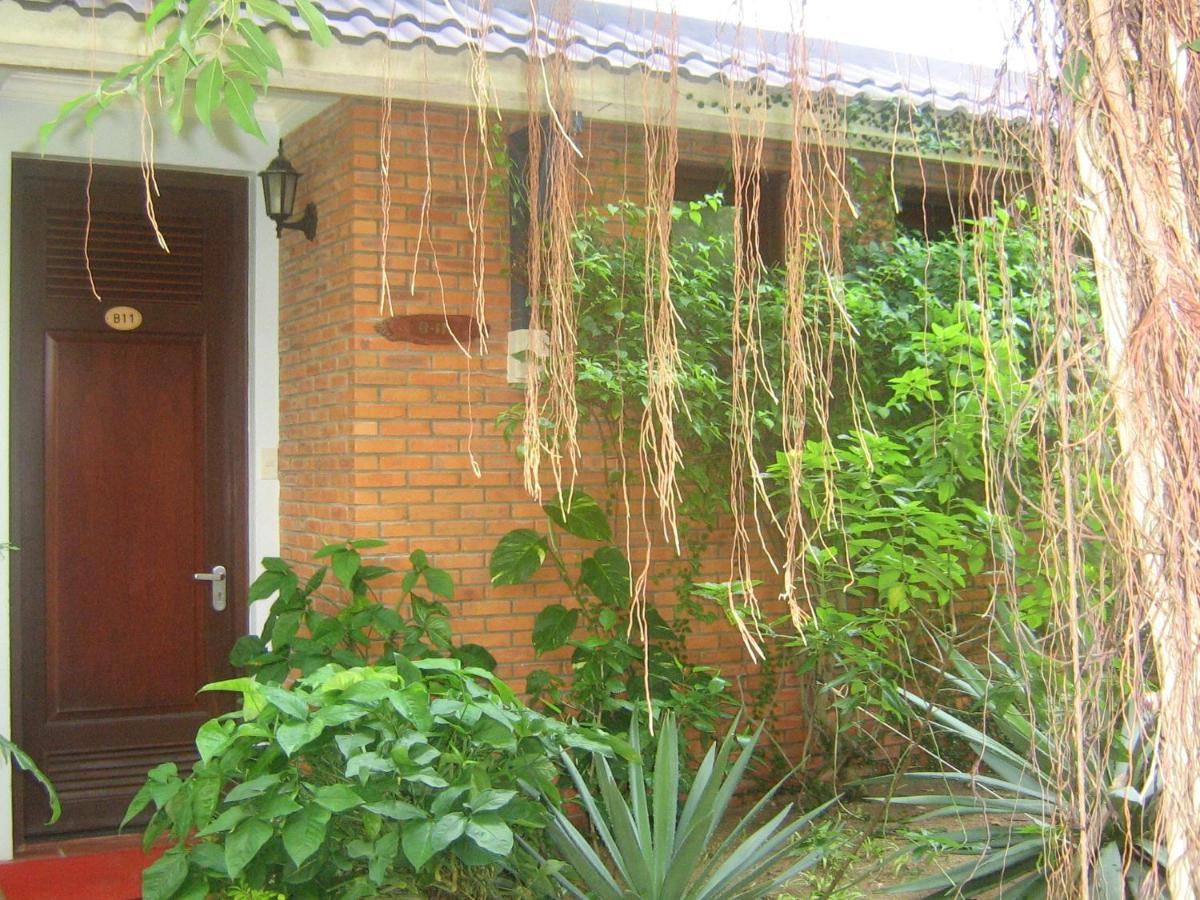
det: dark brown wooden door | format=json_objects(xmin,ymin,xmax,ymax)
[{"xmin": 10, "ymin": 159, "xmax": 248, "ymax": 841}]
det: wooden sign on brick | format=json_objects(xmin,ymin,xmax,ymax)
[{"xmin": 374, "ymin": 314, "xmax": 482, "ymax": 346}]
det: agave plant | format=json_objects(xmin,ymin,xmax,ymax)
[
  {"xmin": 867, "ymin": 630, "xmax": 1163, "ymax": 898},
  {"xmin": 530, "ymin": 713, "xmax": 834, "ymax": 900}
]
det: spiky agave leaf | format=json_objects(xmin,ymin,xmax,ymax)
[
  {"xmin": 874, "ymin": 628, "xmax": 1165, "ymax": 899},
  {"xmin": 542, "ymin": 713, "xmax": 831, "ymax": 900}
]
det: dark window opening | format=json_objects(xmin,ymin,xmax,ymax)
[
  {"xmin": 896, "ymin": 184, "xmax": 970, "ymax": 239},
  {"xmin": 674, "ymin": 163, "xmax": 787, "ymax": 268}
]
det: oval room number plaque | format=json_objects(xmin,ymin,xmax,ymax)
[{"xmin": 104, "ymin": 306, "xmax": 143, "ymax": 331}]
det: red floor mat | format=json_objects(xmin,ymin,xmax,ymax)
[{"xmin": 0, "ymin": 845, "xmax": 159, "ymax": 900}]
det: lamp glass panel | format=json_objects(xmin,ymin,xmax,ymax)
[
  {"xmin": 280, "ymin": 174, "xmax": 299, "ymax": 221},
  {"xmin": 260, "ymin": 171, "xmax": 284, "ymax": 218}
]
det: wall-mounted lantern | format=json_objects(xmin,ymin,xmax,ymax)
[{"xmin": 258, "ymin": 140, "xmax": 317, "ymax": 241}]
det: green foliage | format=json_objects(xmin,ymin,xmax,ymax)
[
  {"xmin": 562, "ymin": 197, "xmax": 1075, "ymax": 621},
  {"xmin": 489, "ymin": 491, "xmax": 729, "ymax": 741},
  {"xmin": 763, "ymin": 208, "xmax": 1067, "ymax": 618},
  {"xmin": 41, "ymin": 0, "xmax": 333, "ymax": 147},
  {"xmin": 565, "ymin": 197, "xmax": 747, "ymax": 527},
  {"xmin": 559, "ymin": 195, "xmax": 1103, "ymax": 795},
  {"xmin": 535, "ymin": 713, "xmax": 835, "ymax": 900},
  {"xmin": 0, "ymin": 542, "xmax": 60, "ymax": 826},
  {"xmin": 129, "ymin": 659, "xmax": 626, "ymax": 899},
  {"xmin": 865, "ymin": 619, "xmax": 1164, "ymax": 898},
  {"xmin": 231, "ymin": 541, "xmax": 496, "ymax": 682},
  {"xmin": 0, "ymin": 734, "xmax": 60, "ymax": 827}
]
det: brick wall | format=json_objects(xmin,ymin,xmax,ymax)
[{"xmin": 278, "ymin": 96, "xmax": 986, "ymax": 766}]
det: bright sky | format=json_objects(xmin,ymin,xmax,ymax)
[{"xmin": 623, "ymin": 0, "xmax": 1032, "ymax": 70}]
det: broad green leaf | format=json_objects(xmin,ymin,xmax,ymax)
[
  {"xmin": 276, "ymin": 719, "xmax": 325, "ymax": 756},
  {"xmin": 335, "ymin": 733, "xmax": 373, "ymax": 760},
  {"xmin": 451, "ymin": 643, "xmax": 497, "ymax": 672},
  {"xmin": 263, "ymin": 684, "xmax": 309, "ymax": 720},
  {"xmin": 294, "ymin": 0, "xmax": 334, "ymax": 46},
  {"xmin": 403, "ymin": 770, "xmax": 450, "ymax": 789},
  {"xmin": 531, "ymin": 604, "xmax": 579, "ymax": 655},
  {"xmin": 236, "ymin": 19, "xmax": 283, "ymax": 71},
  {"xmin": 388, "ymin": 683, "xmax": 433, "ymax": 731},
  {"xmin": 194, "ymin": 58, "xmax": 223, "ymax": 129},
  {"xmin": 258, "ymin": 794, "xmax": 302, "ymax": 820},
  {"xmin": 432, "ymin": 816, "xmax": 468, "ymax": 854},
  {"xmin": 225, "ymin": 817, "xmax": 274, "ymax": 880},
  {"xmin": 245, "ymin": 0, "xmax": 295, "ymax": 27},
  {"xmin": 181, "ymin": 0, "xmax": 211, "ymax": 40},
  {"xmin": 195, "ymin": 719, "xmax": 231, "ymax": 764},
  {"xmin": 467, "ymin": 789, "xmax": 517, "ymax": 813},
  {"xmin": 314, "ymin": 703, "xmax": 367, "ymax": 727},
  {"xmin": 171, "ymin": 874, "xmax": 209, "ymax": 900},
  {"xmin": 368, "ymin": 830, "xmax": 400, "ymax": 885},
  {"xmin": 197, "ymin": 806, "xmax": 249, "ymax": 837},
  {"xmin": 423, "ymin": 566, "xmax": 454, "ymax": 599},
  {"xmin": 39, "ymin": 93, "xmax": 91, "ymax": 153},
  {"xmin": 313, "ymin": 784, "xmax": 363, "ymax": 812},
  {"xmin": 247, "ymin": 569, "xmax": 286, "ymax": 602},
  {"xmin": 271, "ymin": 610, "xmax": 301, "ymax": 650},
  {"xmin": 544, "ymin": 491, "xmax": 611, "ymax": 541},
  {"xmin": 141, "ymin": 849, "xmax": 189, "ymax": 900},
  {"xmin": 1, "ymin": 737, "xmax": 60, "ymax": 824},
  {"xmin": 346, "ymin": 751, "xmax": 394, "ymax": 779},
  {"xmin": 221, "ymin": 75, "xmax": 265, "ymax": 141},
  {"xmin": 580, "ymin": 546, "xmax": 631, "ymax": 606},
  {"xmin": 465, "ymin": 814, "xmax": 513, "ymax": 857},
  {"xmin": 401, "ymin": 819, "xmax": 435, "ymax": 871},
  {"xmin": 122, "ymin": 763, "xmax": 178, "ymax": 828},
  {"xmin": 225, "ymin": 773, "xmax": 281, "ymax": 803},
  {"xmin": 489, "ymin": 529, "xmax": 547, "ymax": 585},
  {"xmin": 224, "ymin": 43, "xmax": 270, "ymax": 85},
  {"xmin": 228, "ymin": 633, "xmax": 265, "ymax": 667},
  {"xmin": 185, "ymin": 842, "xmax": 226, "ymax": 877},
  {"xmin": 144, "ymin": 0, "xmax": 179, "ymax": 34},
  {"xmin": 165, "ymin": 56, "xmax": 188, "ymax": 133},
  {"xmin": 282, "ymin": 804, "xmax": 330, "ymax": 868},
  {"xmin": 365, "ymin": 799, "xmax": 426, "ymax": 821},
  {"xmin": 200, "ymin": 677, "xmax": 265, "ymax": 717},
  {"xmin": 190, "ymin": 770, "xmax": 223, "ymax": 826},
  {"xmin": 332, "ymin": 548, "xmax": 361, "ymax": 589}
]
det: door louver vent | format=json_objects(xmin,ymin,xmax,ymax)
[{"xmin": 43, "ymin": 208, "xmax": 205, "ymax": 304}]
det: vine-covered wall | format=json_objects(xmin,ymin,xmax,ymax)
[{"xmin": 277, "ymin": 94, "xmax": 992, "ymax": 765}]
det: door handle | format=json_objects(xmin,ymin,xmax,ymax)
[{"xmin": 194, "ymin": 564, "xmax": 227, "ymax": 612}]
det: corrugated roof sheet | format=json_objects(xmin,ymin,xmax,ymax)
[{"xmin": 17, "ymin": 0, "xmax": 1028, "ymax": 117}]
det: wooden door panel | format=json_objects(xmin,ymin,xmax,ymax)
[
  {"xmin": 11, "ymin": 159, "xmax": 248, "ymax": 841},
  {"xmin": 45, "ymin": 334, "xmax": 204, "ymax": 716}
]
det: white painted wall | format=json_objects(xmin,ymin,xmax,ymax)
[{"xmin": 0, "ymin": 79, "xmax": 287, "ymax": 857}]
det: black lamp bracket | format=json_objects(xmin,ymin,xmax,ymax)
[{"xmin": 276, "ymin": 202, "xmax": 318, "ymax": 241}]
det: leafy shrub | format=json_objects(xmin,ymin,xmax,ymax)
[
  {"xmin": 535, "ymin": 713, "xmax": 834, "ymax": 900},
  {"xmin": 489, "ymin": 489, "xmax": 729, "ymax": 741},
  {"xmin": 131, "ymin": 545, "xmax": 629, "ymax": 899},
  {"xmin": 132, "ymin": 658, "xmax": 626, "ymax": 899},
  {"xmin": 231, "ymin": 540, "xmax": 497, "ymax": 681}
]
